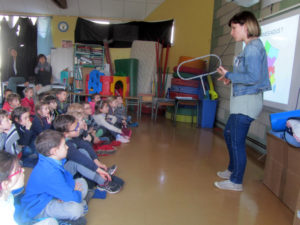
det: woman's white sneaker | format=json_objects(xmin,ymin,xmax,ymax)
[
  {"xmin": 214, "ymin": 180, "xmax": 243, "ymax": 191},
  {"xmin": 217, "ymin": 169, "xmax": 232, "ymax": 179}
]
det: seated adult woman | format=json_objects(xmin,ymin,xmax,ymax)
[{"xmin": 34, "ymin": 54, "xmax": 53, "ymax": 94}]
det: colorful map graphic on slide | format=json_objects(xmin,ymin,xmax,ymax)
[{"xmin": 265, "ymin": 41, "xmax": 279, "ymax": 92}]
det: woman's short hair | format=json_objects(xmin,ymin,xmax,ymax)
[
  {"xmin": 35, "ymin": 130, "xmax": 64, "ymax": 156},
  {"xmin": 228, "ymin": 11, "xmax": 260, "ymax": 37}
]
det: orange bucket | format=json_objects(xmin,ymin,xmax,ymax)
[{"xmin": 178, "ymin": 56, "xmax": 206, "ymax": 70}]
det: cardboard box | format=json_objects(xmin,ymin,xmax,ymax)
[
  {"xmin": 283, "ymin": 169, "xmax": 300, "ymax": 211},
  {"xmin": 264, "ymin": 132, "xmax": 300, "ymax": 213},
  {"xmin": 294, "ymin": 189, "xmax": 300, "ymax": 225},
  {"xmin": 263, "ymin": 133, "xmax": 288, "ymax": 197}
]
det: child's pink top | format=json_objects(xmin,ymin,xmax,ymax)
[
  {"xmin": 89, "ymin": 101, "xmax": 95, "ymax": 114},
  {"xmin": 21, "ymin": 97, "xmax": 35, "ymax": 116}
]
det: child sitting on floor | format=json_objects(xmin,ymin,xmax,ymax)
[
  {"xmin": 43, "ymin": 95, "xmax": 59, "ymax": 121},
  {"xmin": 21, "ymin": 87, "xmax": 35, "ymax": 118},
  {"xmin": 83, "ymin": 102, "xmax": 111, "ymax": 144},
  {"xmin": 0, "ymin": 151, "xmax": 58, "ymax": 225},
  {"xmin": 31, "ymin": 102, "xmax": 52, "ymax": 141},
  {"xmin": 1, "ymin": 88, "xmax": 12, "ymax": 108},
  {"xmin": 0, "ymin": 109, "xmax": 22, "ymax": 158},
  {"xmin": 53, "ymin": 115, "xmax": 122, "ymax": 194},
  {"xmin": 21, "ymin": 130, "xmax": 88, "ymax": 224},
  {"xmin": 115, "ymin": 95, "xmax": 138, "ymax": 127},
  {"xmin": 56, "ymin": 90, "xmax": 69, "ymax": 114},
  {"xmin": 107, "ymin": 97, "xmax": 132, "ymax": 138},
  {"xmin": 2, "ymin": 93, "xmax": 21, "ymax": 115},
  {"xmin": 11, "ymin": 107, "xmax": 38, "ymax": 167},
  {"xmin": 93, "ymin": 100, "xmax": 130, "ymax": 143},
  {"xmin": 89, "ymin": 93, "xmax": 101, "ymax": 115}
]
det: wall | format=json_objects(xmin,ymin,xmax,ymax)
[
  {"xmin": 52, "ymin": 16, "xmax": 77, "ymax": 48},
  {"xmin": 145, "ymin": 0, "xmax": 214, "ymax": 69},
  {"xmin": 210, "ymin": 0, "xmax": 300, "ymax": 152},
  {"xmin": 51, "ymin": 15, "xmax": 131, "ymax": 66}
]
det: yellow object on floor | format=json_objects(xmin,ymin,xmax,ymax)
[{"xmin": 165, "ymin": 111, "xmax": 197, "ymax": 123}]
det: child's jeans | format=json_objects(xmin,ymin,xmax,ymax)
[
  {"xmin": 35, "ymin": 178, "xmax": 88, "ymax": 220},
  {"xmin": 64, "ymin": 148, "xmax": 106, "ymax": 186}
]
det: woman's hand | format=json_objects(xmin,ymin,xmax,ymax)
[{"xmin": 217, "ymin": 66, "xmax": 231, "ymax": 85}]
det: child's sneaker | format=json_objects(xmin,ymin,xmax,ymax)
[
  {"xmin": 96, "ymin": 149, "xmax": 116, "ymax": 156},
  {"xmin": 116, "ymin": 135, "xmax": 130, "ymax": 143},
  {"xmin": 107, "ymin": 164, "xmax": 117, "ymax": 176},
  {"xmin": 97, "ymin": 181, "xmax": 121, "ymax": 194}
]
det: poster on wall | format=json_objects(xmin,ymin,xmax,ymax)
[
  {"xmin": 260, "ymin": 14, "xmax": 299, "ymax": 106},
  {"xmin": 62, "ymin": 40, "xmax": 73, "ymax": 48}
]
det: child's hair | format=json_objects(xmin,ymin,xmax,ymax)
[
  {"xmin": 94, "ymin": 100, "xmax": 107, "ymax": 114},
  {"xmin": 35, "ymin": 102, "xmax": 48, "ymax": 115},
  {"xmin": 53, "ymin": 114, "xmax": 76, "ymax": 133},
  {"xmin": 91, "ymin": 93, "xmax": 101, "ymax": 100},
  {"xmin": 4, "ymin": 89, "xmax": 12, "ymax": 96},
  {"xmin": 0, "ymin": 109, "xmax": 9, "ymax": 123},
  {"xmin": 11, "ymin": 106, "xmax": 29, "ymax": 122},
  {"xmin": 43, "ymin": 95, "xmax": 57, "ymax": 105},
  {"xmin": 35, "ymin": 130, "xmax": 64, "ymax": 157},
  {"xmin": 38, "ymin": 92, "xmax": 49, "ymax": 102},
  {"xmin": 82, "ymin": 102, "xmax": 89, "ymax": 107},
  {"xmin": 56, "ymin": 90, "xmax": 67, "ymax": 96},
  {"xmin": 67, "ymin": 111, "xmax": 85, "ymax": 121},
  {"xmin": 34, "ymin": 102, "xmax": 49, "ymax": 126},
  {"xmin": 67, "ymin": 103, "xmax": 84, "ymax": 114},
  {"xmin": 23, "ymin": 87, "xmax": 33, "ymax": 95},
  {"xmin": 106, "ymin": 96, "xmax": 116, "ymax": 104},
  {"xmin": 0, "ymin": 151, "xmax": 18, "ymax": 193},
  {"xmin": 7, "ymin": 93, "xmax": 20, "ymax": 104}
]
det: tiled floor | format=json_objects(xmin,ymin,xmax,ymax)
[{"xmin": 85, "ymin": 116, "xmax": 293, "ymax": 225}]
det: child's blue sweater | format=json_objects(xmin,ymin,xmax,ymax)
[
  {"xmin": 21, "ymin": 154, "xmax": 82, "ymax": 222},
  {"xmin": 30, "ymin": 116, "xmax": 52, "ymax": 140}
]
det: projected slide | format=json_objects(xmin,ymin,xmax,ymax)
[{"xmin": 261, "ymin": 15, "xmax": 299, "ymax": 105}]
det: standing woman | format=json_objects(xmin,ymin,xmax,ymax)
[{"xmin": 215, "ymin": 11, "xmax": 271, "ymax": 191}]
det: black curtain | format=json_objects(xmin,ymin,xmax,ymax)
[
  {"xmin": 0, "ymin": 17, "xmax": 37, "ymax": 82},
  {"xmin": 0, "ymin": 19, "xmax": 18, "ymax": 82},
  {"xmin": 75, "ymin": 17, "xmax": 173, "ymax": 47},
  {"xmin": 16, "ymin": 18, "xmax": 37, "ymax": 82}
]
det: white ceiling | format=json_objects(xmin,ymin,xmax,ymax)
[{"xmin": 0, "ymin": 0, "xmax": 165, "ymax": 20}]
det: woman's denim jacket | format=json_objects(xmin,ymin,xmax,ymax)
[{"xmin": 225, "ymin": 39, "xmax": 271, "ymax": 96}]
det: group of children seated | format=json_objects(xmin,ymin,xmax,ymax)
[{"xmin": 0, "ymin": 88, "xmax": 137, "ymax": 225}]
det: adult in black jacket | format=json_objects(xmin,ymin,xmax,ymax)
[{"xmin": 6, "ymin": 48, "xmax": 28, "ymax": 92}]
